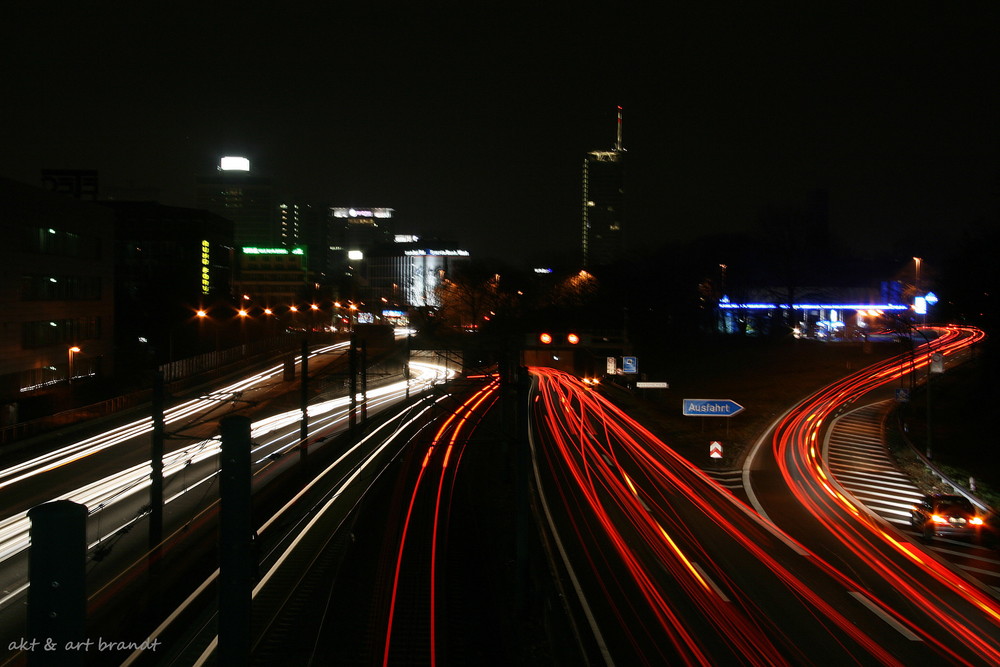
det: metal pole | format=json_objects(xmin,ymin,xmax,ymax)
[
  {"xmin": 27, "ymin": 501, "xmax": 87, "ymax": 667},
  {"xmin": 911, "ymin": 324, "xmax": 933, "ymax": 459},
  {"xmin": 299, "ymin": 337, "xmax": 309, "ymax": 460},
  {"xmin": 925, "ymin": 341, "xmax": 932, "ymax": 459},
  {"xmin": 405, "ymin": 333, "xmax": 411, "ymax": 400},
  {"xmin": 361, "ymin": 340, "xmax": 368, "ymax": 423},
  {"xmin": 348, "ymin": 334, "xmax": 357, "ymax": 429},
  {"xmin": 150, "ymin": 370, "xmax": 165, "ymax": 553},
  {"xmin": 219, "ymin": 416, "xmax": 252, "ymax": 666}
]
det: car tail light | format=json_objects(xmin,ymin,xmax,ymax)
[
  {"xmin": 931, "ymin": 515, "xmax": 948, "ymax": 524},
  {"xmin": 971, "ymin": 517, "xmax": 984, "ymax": 526}
]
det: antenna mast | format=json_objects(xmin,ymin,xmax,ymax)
[{"xmin": 615, "ymin": 105, "xmax": 623, "ymax": 152}]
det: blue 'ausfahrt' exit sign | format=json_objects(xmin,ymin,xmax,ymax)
[{"xmin": 682, "ymin": 398, "xmax": 744, "ymax": 417}]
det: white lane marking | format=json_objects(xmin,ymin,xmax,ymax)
[{"xmin": 849, "ymin": 591, "xmax": 922, "ymax": 641}]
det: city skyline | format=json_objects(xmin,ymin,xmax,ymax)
[{"xmin": 2, "ymin": 5, "xmax": 997, "ymax": 264}]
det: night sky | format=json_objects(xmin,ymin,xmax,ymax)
[{"xmin": 3, "ymin": 3, "xmax": 997, "ymax": 265}]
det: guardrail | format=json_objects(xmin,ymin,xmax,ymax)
[{"xmin": 893, "ymin": 409, "xmax": 994, "ymax": 513}]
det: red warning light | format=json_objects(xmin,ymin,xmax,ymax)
[
  {"xmin": 567, "ymin": 333, "xmax": 580, "ymax": 345},
  {"xmin": 539, "ymin": 332, "xmax": 553, "ymax": 344}
]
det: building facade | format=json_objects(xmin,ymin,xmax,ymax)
[
  {"xmin": 101, "ymin": 200, "xmax": 234, "ymax": 362},
  {"xmin": 0, "ymin": 178, "xmax": 116, "ymax": 405},
  {"xmin": 323, "ymin": 207, "xmax": 396, "ymax": 301},
  {"xmin": 364, "ymin": 239, "xmax": 470, "ymax": 309},
  {"xmin": 232, "ymin": 246, "xmax": 310, "ymax": 308},
  {"xmin": 330, "ymin": 207, "xmax": 395, "ymax": 250}
]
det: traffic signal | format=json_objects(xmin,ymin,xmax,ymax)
[{"xmin": 530, "ymin": 332, "xmax": 584, "ymax": 346}]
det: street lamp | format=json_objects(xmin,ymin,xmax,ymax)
[
  {"xmin": 68, "ymin": 346, "xmax": 81, "ymax": 384},
  {"xmin": 912, "ymin": 326, "xmax": 934, "ymax": 460},
  {"xmin": 891, "ymin": 314, "xmax": 934, "ymax": 459},
  {"xmin": 889, "ymin": 314, "xmax": 934, "ymax": 459}
]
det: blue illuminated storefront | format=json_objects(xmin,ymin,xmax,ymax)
[{"xmin": 716, "ymin": 284, "xmax": 913, "ymax": 339}]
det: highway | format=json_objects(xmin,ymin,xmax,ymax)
[
  {"xmin": 746, "ymin": 324, "xmax": 1000, "ymax": 665},
  {"xmin": 0, "ymin": 336, "xmax": 456, "ymax": 663},
  {"xmin": 159, "ymin": 326, "xmax": 998, "ymax": 666},
  {"xmin": 529, "ymin": 365, "xmax": 934, "ymax": 665},
  {"xmin": 3, "ymin": 325, "xmax": 996, "ymax": 665}
]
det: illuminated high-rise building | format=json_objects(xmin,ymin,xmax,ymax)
[
  {"xmin": 196, "ymin": 156, "xmax": 277, "ymax": 247},
  {"xmin": 581, "ymin": 107, "xmax": 625, "ymax": 267},
  {"xmin": 329, "ymin": 207, "xmax": 395, "ymax": 251}
]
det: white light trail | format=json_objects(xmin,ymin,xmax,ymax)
[{"xmin": 0, "ymin": 359, "xmax": 455, "ymax": 610}]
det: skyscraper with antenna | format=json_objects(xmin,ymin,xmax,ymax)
[{"xmin": 581, "ymin": 106, "xmax": 625, "ymax": 267}]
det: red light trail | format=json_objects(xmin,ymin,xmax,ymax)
[
  {"xmin": 382, "ymin": 378, "xmax": 500, "ymax": 667},
  {"xmin": 530, "ymin": 366, "xmax": 902, "ymax": 664},
  {"xmin": 528, "ymin": 327, "xmax": 996, "ymax": 665},
  {"xmin": 763, "ymin": 325, "xmax": 1000, "ymax": 664}
]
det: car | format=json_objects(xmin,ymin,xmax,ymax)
[{"xmin": 910, "ymin": 494, "xmax": 985, "ymax": 542}]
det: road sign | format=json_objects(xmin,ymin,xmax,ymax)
[
  {"xmin": 622, "ymin": 356, "xmax": 638, "ymax": 374},
  {"xmin": 709, "ymin": 441, "xmax": 723, "ymax": 458},
  {"xmin": 682, "ymin": 398, "xmax": 744, "ymax": 417},
  {"xmin": 636, "ymin": 381, "xmax": 668, "ymax": 389},
  {"xmin": 606, "ymin": 357, "xmax": 617, "ymax": 374}
]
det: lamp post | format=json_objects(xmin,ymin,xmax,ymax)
[
  {"xmin": 197, "ymin": 308, "xmax": 223, "ymax": 353},
  {"xmin": 196, "ymin": 309, "xmax": 208, "ymax": 352},
  {"xmin": 912, "ymin": 325, "xmax": 934, "ymax": 460},
  {"xmin": 310, "ymin": 303, "xmax": 320, "ymax": 333},
  {"xmin": 68, "ymin": 346, "xmax": 81, "ymax": 384},
  {"xmin": 263, "ymin": 307, "xmax": 274, "ymax": 339},
  {"xmin": 238, "ymin": 308, "xmax": 249, "ymax": 347},
  {"xmin": 888, "ymin": 313, "xmax": 933, "ymax": 459},
  {"xmin": 913, "ymin": 257, "xmax": 926, "ymax": 325}
]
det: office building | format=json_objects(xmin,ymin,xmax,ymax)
[
  {"xmin": 364, "ymin": 237, "xmax": 470, "ymax": 308},
  {"xmin": 196, "ymin": 156, "xmax": 277, "ymax": 247},
  {"xmin": 232, "ymin": 246, "xmax": 310, "ymax": 308},
  {"xmin": 582, "ymin": 107, "xmax": 625, "ymax": 267},
  {"xmin": 325, "ymin": 207, "xmax": 395, "ymax": 296},
  {"xmin": 329, "ymin": 207, "xmax": 394, "ymax": 253}
]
